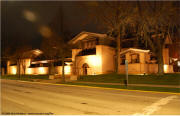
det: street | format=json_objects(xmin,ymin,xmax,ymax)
[{"xmin": 1, "ymin": 79, "xmax": 180, "ymax": 115}]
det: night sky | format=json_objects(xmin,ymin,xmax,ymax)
[{"xmin": 2, "ymin": 1, "xmax": 104, "ymax": 51}]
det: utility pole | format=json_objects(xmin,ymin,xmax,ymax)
[{"xmin": 125, "ymin": 60, "xmax": 128, "ymax": 86}]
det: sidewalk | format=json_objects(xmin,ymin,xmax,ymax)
[{"xmin": 75, "ymin": 81, "xmax": 180, "ymax": 88}]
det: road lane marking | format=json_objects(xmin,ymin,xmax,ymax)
[
  {"xmin": 133, "ymin": 95, "xmax": 178, "ymax": 116},
  {"xmin": 2, "ymin": 79, "xmax": 180, "ymax": 95}
]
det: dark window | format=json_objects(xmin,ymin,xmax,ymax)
[
  {"xmin": 120, "ymin": 55, "xmax": 126, "ymax": 65},
  {"xmin": 165, "ymin": 44, "xmax": 169, "ymax": 48},
  {"xmin": 42, "ymin": 63, "xmax": 49, "ymax": 67},
  {"xmin": 77, "ymin": 48, "xmax": 96, "ymax": 56},
  {"xmin": 10, "ymin": 60, "xmax": 17, "ymax": 66},
  {"xmin": 131, "ymin": 54, "xmax": 140, "ymax": 63},
  {"xmin": 96, "ymin": 38, "xmax": 99, "ymax": 45}
]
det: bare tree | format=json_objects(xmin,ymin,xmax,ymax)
[
  {"xmin": 136, "ymin": 1, "xmax": 179, "ymax": 75},
  {"xmin": 11, "ymin": 45, "xmax": 32, "ymax": 77},
  {"xmin": 48, "ymin": 6, "xmax": 72, "ymax": 82},
  {"xmin": 41, "ymin": 38, "xmax": 58, "ymax": 75},
  {"xmin": 84, "ymin": 1, "xmax": 137, "ymax": 73}
]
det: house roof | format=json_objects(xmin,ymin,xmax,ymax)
[
  {"xmin": 68, "ymin": 31, "xmax": 108, "ymax": 44},
  {"xmin": 120, "ymin": 48, "xmax": 150, "ymax": 55}
]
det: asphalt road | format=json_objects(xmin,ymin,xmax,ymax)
[{"xmin": 1, "ymin": 79, "xmax": 180, "ymax": 115}]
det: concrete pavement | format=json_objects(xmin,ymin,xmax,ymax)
[{"xmin": 1, "ymin": 79, "xmax": 180, "ymax": 115}]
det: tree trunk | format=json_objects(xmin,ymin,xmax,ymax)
[
  {"xmin": 17, "ymin": 59, "xmax": 21, "ymax": 78},
  {"xmin": 115, "ymin": 33, "xmax": 121, "ymax": 73},
  {"xmin": 22, "ymin": 60, "xmax": 26, "ymax": 76},
  {"xmin": 61, "ymin": 55, "xmax": 65, "ymax": 82},
  {"xmin": 50, "ymin": 62, "xmax": 55, "ymax": 75},
  {"xmin": 157, "ymin": 42, "xmax": 164, "ymax": 75}
]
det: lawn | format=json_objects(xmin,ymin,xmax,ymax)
[
  {"xmin": 78, "ymin": 73, "xmax": 180, "ymax": 85},
  {"xmin": 65, "ymin": 82, "xmax": 180, "ymax": 93},
  {"xmin": 1, "ymin": 75, "xmax": 49, "ymax": 81}
]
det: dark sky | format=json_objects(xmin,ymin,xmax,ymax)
[{"xmin": 1, "ymin": 1, "xmax": 104, "ymax": 51}]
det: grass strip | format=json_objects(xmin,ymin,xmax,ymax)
[
  {"xmin": 65, "ymin": 82, "xmax": 180, "ymax": 93},
  {"xmin": 78, "ymin": 73, "xmax": 180, "ymax": 85},
  {"xmin": 1, "ymin": 75, "xmax": 49, "ymax": 81}
]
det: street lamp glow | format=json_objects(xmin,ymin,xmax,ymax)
[
  {"xmin": 23, "ymin": 10, "xmax": 36, "ymax": 22},
  {"xmin": 39, "ymin": 26, "xmax": 52, "ymax": 38}
]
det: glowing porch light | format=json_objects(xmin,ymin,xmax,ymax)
[
  {"xmin": 39, "ymin": 26, "xmax": 52, "ymax": 38},
  {"xmin": 87, "ymin": 55, "xmax": 101, "ymax": 67},
  {"xmin": 11, "ymin": 66, "xmax": 17, "ymax": 75},
  {"xmin": 64, "ymin": 66, "xmax": 71, "ymax": 74},
  {"xmin": 164, "ymin": 64, "xmax": 168, "ymax": 73},
  {"xmin": 23, "ymin": 10, "xmax": 36, "ymax": 22}
]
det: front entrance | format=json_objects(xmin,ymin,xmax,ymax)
[{"xmin": 82, "ymin": 63, "xmax": 89, "ymax": 75}]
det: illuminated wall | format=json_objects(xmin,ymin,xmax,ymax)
[
  {"xmin": 34, "ymin": 67, "xmax": 49, "ymax": 75},
  {"xmin": 26, "ymin": 68, "xmax": 34, "ymax": 75},
  {"xmin": 9, "ymin": 66, "xmax": 17, "ymax": 75},
  {"xmin": 163, "ymin": 48, "xmax": 170, "ymax": 65},
  {"xmin": 73, "ymin": 45, "xmax": 116, "ymax": 75},
  {"xmin": 7, "ymin": 59, "xmax": 32, "ymax": 75},
  {"xmin": 119, "ymin": 63, "xmax": 174, "ymax": 74},
  {"xmin": 164, "ymin": 64, "xmax": 174, "ymax": 73},
  {"xmin": 56, "ymin": 66, "xmax": 71, "ymax": 75},
  {"xmin": 118, "ymin": 50, "xmax": 174, "ymax": 74},
  {"xmin": 75, "ymin": 55, "xmax": 102, "ymax": 75},
  {"xmin": 100, "ymin": 45, "xmax": 115, "ymax": 74}
]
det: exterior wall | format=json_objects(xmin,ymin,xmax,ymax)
[
  {"xmin": 72, "ymin": 49, "xmax": 82, "ymax": 62},
  {"xmin": 100, "ymin": 45, "xmax": 115, "ymax": 73},
  {"xmin": 164, "ymin": 64, "xmax": 174, "ymax": 73},
  {"xmin": 163, "ymin": 48, "xmax": 170, "ymax": 65},
  {"xmin": 26, "ymin": 68, "xmax": 35, "ymax": 74},
  {"xmin": 22, "ymin": 59, "xmax": 31, "ymax": 74},
  {"xmin": 118, "ymin": 51, "xmax": 173, "ymax": 74},
  {"xmin": 119, "ymin": 52, "xmax": 148, "ymax": 74},
  {"xmin": 9, "ymin": 66, "xmax": 17, "ymax": 75},
  {"xmin": 7, "ymin": 59, "xmax": 72, "ymax": 75},
  {"xmin": 34, "ymin": 67, "xmax": 49, "ymax": 75},
  {"xmin": 75, "ymin": 54, "xmax": 102, "ymax": 75},
  {"xmin": 148, "ymin": 64, "xmax": 158, "ymax": 74},
  {"xmin": 119, "ymin": 64, "xmax": 148, "ymax": 74},
  {"xmin": 119, "ymin": 65, "xmax": 126, "ymax": 74},
  {"xmin": 7, "ymin": 59, "xmax": 31, "ymax": 75},
  {"xmin": 25, "ymin": 66, "xmax": 72, "ymax": 75},
  {"xmin": 9, "ymin": 66, "xmax": 72, "ymax": 75},
  {"xmin": 56, "ymin": 66, "xmax": 71, "ymax": 75},
  {"xmin": 73, "ymin": 45, "xmax": 115, "ymax": 75},
  {"xmin": 119, "ymin": 64, "xmax": 173, "ymax": 74},
  {"xmin": 125, "ymin": 53, "xmax": 131, "ymax": 63}
]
